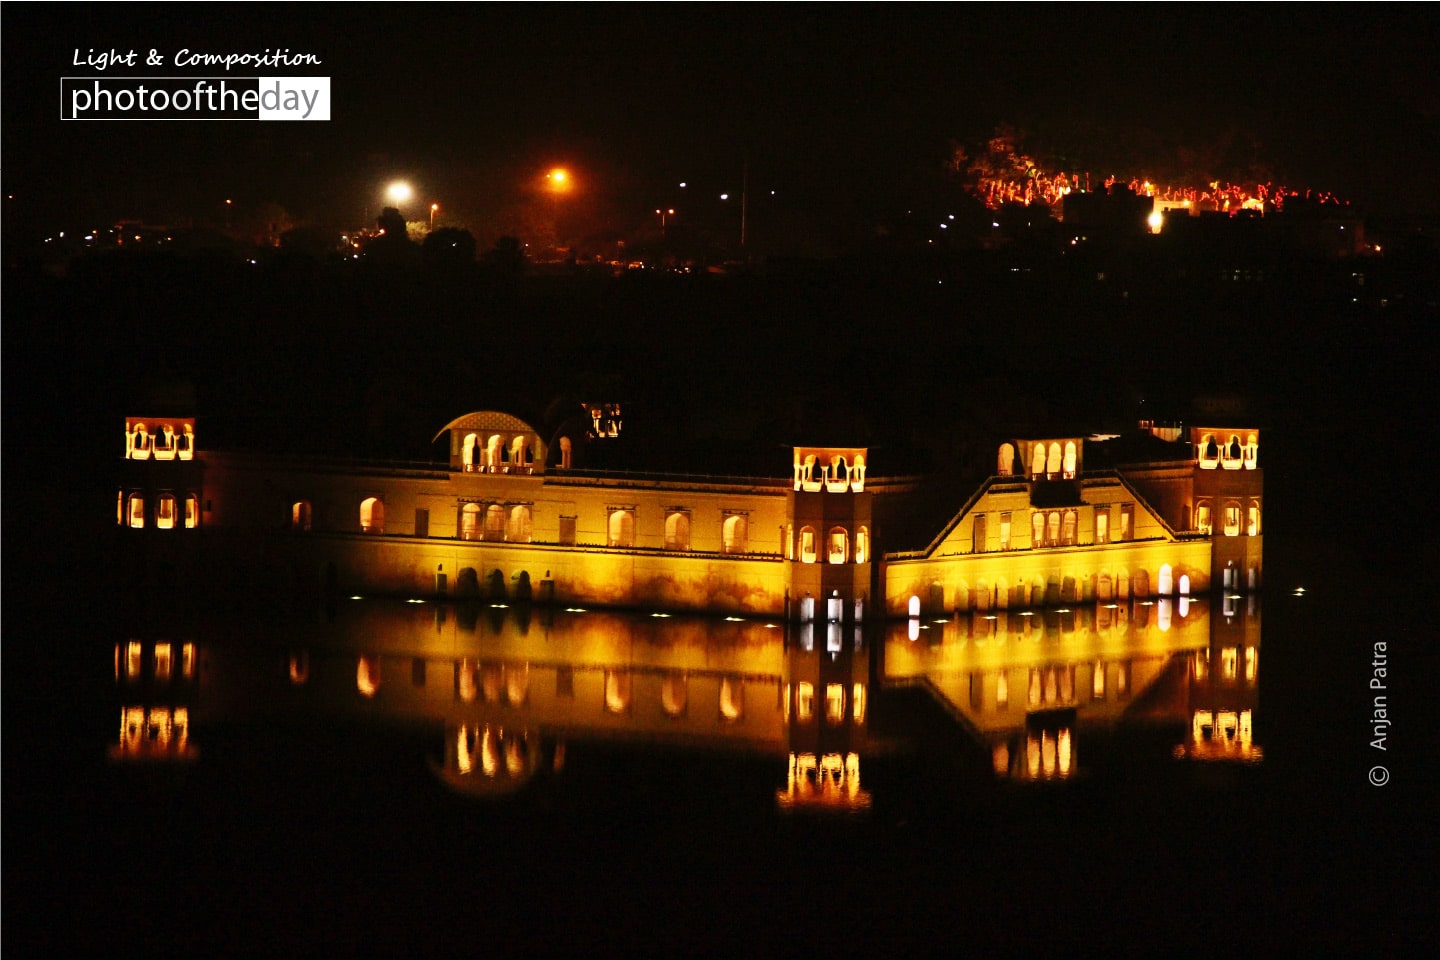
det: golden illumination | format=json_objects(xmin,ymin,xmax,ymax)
[
  {"xmin": 357, "ymin": 655, "xmax": 380, "ymax": 697},
  {"xmin": 386, "ymin": 181, "xmax": 413, "ymax": 205}
]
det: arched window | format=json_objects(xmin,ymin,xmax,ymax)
[
  {"xmin": 851, "ymin": 454, "xmax": 866, "ymax": 491},
  {"xmin": 484, "ymin": 504, "xmax": 506, "ymax": 541},
  {"xmin": 128, "ymin": 493, "xmax": 146, "ymax": 528},
  {"xmin": 1195, "ymin": 500, "xmax": 1212, "ymax": 534},
  {"xmin": 1061, "ymin": 509, "xmax": 1077, "ymax": 546},
  {"xmin": 998, "ymin": 443, "xmax": 1015, "ymax": 477},
  {"xmin": 291, "ymin": 500, "xmax": 313, "ymax": 532},
  {"xmin": 129, "ymin": 424, "xmax": 151, "ymax": 460},
  {"xmin": 1032, "ymin": 511, "xmax": 1045, "ymax": 548},
  {"xmin": 179, "ymin": 425, "xmax": 194, "ymax": 460},
  {"xmin": 117, "ymin": 490, "xmax": 124, "ymax": 525},
  {"xmin": 1046, "ymin": 442, "xmax": 1062, "ymax": 479},
  {"xmin": 1097, "ymin": 572, "xmax": 1113, "ymax": 601},
  {"xmin": 462, "ymin": 433, "xmax": 480, "ymax": 471},
  {"xmin": 185, "ymin": 494, "xmax": 199, "ymax": 529},
  {"xmin": 719, "ymin": 677, "xmax": 744, "ymax": 721},
  {"xmin": 559, "ymin": 435, "xmax": 572, "ymax": 469},
  {"xmin": 510, "ymin": 436, "xmax": 529, "ymax": 473},
  {"xmin": 460, "ymin": 503, "xmax": 481, "ymax": 540},
  {"xmin": 1247, "ymin": 500, "xmax": 1261, "ymax": 536},
  {"xmin": 665, "ymin": 511, "xmax": 690, "ymax": 551},
  {"xmin": 799, "ymin": 526, "xmax": 817, "ymax": 564},
  {"xmin": 827, "ymin": 526, "xmax": 848, "ymax": 564},
  {"xmin": 360, "ymin": 498, "xmax": 384, "ymax": 534},
  {"xmin": 1244, "ymin": 434, "xmax": 1259, "ymax": 469},
  {"xmin": 723, "ymin": 514, "xmax": 748, "ymax": 554},
  {"xmin": 1199, "ymin": 434, "xmax": 1219, "ymax": 469},
  {"xmin": 1095, "ymin": 506, "xmax": 1109, "ymax": 544},
  {"xmin": 907, "ymin": 595, "xmax": 921, "ymax": 617},
  {"xmin": 1046, "ymin": 511, "xmax": 1061, "ymax": 547},
  {"xmin": 155, "ymin": 494, "xmax": 176, "ymax": 530},
  {"xmin": 485, "ymin": 434, "xmax": 502, "ymax": 472},
  {"xmin": 155, "ymin": 425, "xmax": 177, "ymax": 460},
  {"xmin": 1223, "ymin": 501, "xmax": 1241, "ymax": 537},
  {"xmin": 1178, "ymin": 574, "xmax": 1191, "ymax": 596},
  {"xmin": 825, "ymin": 684, "xmax": 845, "ymax": 725},
  {"xmin": 1158, "ymin": 564, "xmax": 1174, "ymax": 596},
  {"xmin": 507, "ymin": 505, "xmax": 532, "ymax": 542},
  {"xmin": 1224, "ymin": 435, "xmax": 1243, "ymax": 468},
  {"xmin": 855, "ymin": 526, "xmax": 870, "ymax": 564},
  {"xmin": 1031, "ymin": 443, "xmax": 1046, "ymax": 479},
  {"xmin": 1062, "ymin": 441, "xmax": 1077, "ymax": 479},
  {"xmin": 608, "ymin": 509, "xmax": 634, "ymax": 548}
]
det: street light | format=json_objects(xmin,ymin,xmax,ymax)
[
  {"xmin": 656, "ymin": 208, "xmax": 675, "ymax": 237},
  {"xmin": 430, "ymin": 203, "xmax": 439, "ymax": 230},
  {"xmin": 386, "ymin": 181, "xmax": 413, "ymax": 208}
]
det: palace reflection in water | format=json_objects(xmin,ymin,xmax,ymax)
[{"xmin": 111, "ymin": 594, "xmax": 1260, "ymax": 811}]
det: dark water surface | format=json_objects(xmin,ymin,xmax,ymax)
[{"xmin": 5, "ymin": 556, "xmax": 1429, "ymax": 957}]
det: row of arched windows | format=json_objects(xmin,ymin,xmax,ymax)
[
  {"xmin": 660, "ymin": 511, "xmax": 750, "ymax": 553},
  {"xmin": 996, "ymin": 441, "xmax": 1078, "ymax": 480},
  {"xmin": 118, "ymin": 491, "xmax": 199, "ymax": 529},
  {"xmin": 459, "ymin": 503, "xmax": 533, "ymax": 543},
  {"xmin": 602, "ymin": 670, "xmax": 746, "ymax": 721},
  {"xmin": 126, "ymin": 423, "xmax": 194, "ymax": 460},
  {"xmin": 1192, "ymin": 499, "xmax": 1261, "ymax": 536},
  {"xmin": 786, "ymin": 524, "xmax": 870, "ymax": 564},
  {"xmin": 908, "ymin": 563, "xmax": 1200, "ymax": 614},
  {"xmin": 1197, "ymin": 433, "xmax": 1259, "ymax": 470},
  {"xmin": 460, "ymin": 432, "xmax": 538, "ymax": 474}
]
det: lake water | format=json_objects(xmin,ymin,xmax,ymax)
[{"xmin": 6, "ymin": 560, "xmax": 1427, "ymax": 955}]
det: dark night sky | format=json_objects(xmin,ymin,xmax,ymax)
[{"xmin": 5, "ymin": 3, "xmax": 1438, "ymax": 236}]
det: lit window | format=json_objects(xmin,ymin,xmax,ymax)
[
  {"xmin": 608, "ymin": 509, "xmax": 634, "ymax": 548},
  {"xmin": 154, "ymin": 643, "xmax": 173, "ymax": 681},
  {"xmin": 1094, "ymin": 507, "xmax": 1108, "ymax": 544},
  {"xmin": 360, "ymin": 498, "xmax": 384, "ymax": 534},
  {"xmin": 827, "ymin": 527, "xmax": 848, "ymax": 564},
  {"xmin": 1060, "ymin": 509, "xmax": 1076, "ymax": 546},
  {"xmin": 1120, "ymin": 503, "xmax": 1134, "ymax": 541},
  {"xmin": 182, "ymin": 643, "xmax": 195, "ymax": 679},
  {"xmin": 799, "ymin": 526, "xmax": 817, "ymax": 564},
  {"xmin": 460, "ymin": 503, "xmax": 481, "ymax": 540},
  {"xmin": 1222, "ymin": 647, "xmax": 1238, "ymax": 680},
  {"xmin": 1031, "ymin": 511, "xmax": 1044, "ymax": 548},
  {"xmin": 1045, "ymin": 512, "xmax": 1060, "ymax": 547},
  {"xmin": 506, "ymin": 504, "xmax": 532, "ymax": 543},
  {"xmin": 722, "ymin": 514, "xmax": 748, "ymax": 554},
  {"xmin": 996, "ymin": 672, "xmax": 1009, "ymax": 708},
  {"xmin": 665, "ymin": 511, "xmax": 690, "ymax": 551},
  {"xmin": 997, "ymin": 443, "xmax": 1014, "ymax": 477},
  {"xmin": 1247, "ymin": 501, "xmax": 1260, "ymax": 536},
  {"xmin": 357, "ymin": 655, "xmax": 380, "ymax": 696},
  {"xmin": 1030, "ymin": 443, "xmax": 1045, "ymax": 479},
  {"xmin": 1093, "ymin": 662, "xmax": 1105, "ymax": 698},
  {"xmin": 998, "ymin": 514, "xmax": 1011, "ymax": 551},
  {"xmin": 155, "ymin": 494, "xmax": 176, "ymax": 530},
  {"xmin": 1046, "ymin": 442, "xmax": 1062, "ymax": 478},
  {"xmin": 825, "ymin": 684, "xmax": 845, "ymax": 724},
  {"xmin": 1062, "ymin": 441, "xmax": 1077, "ymax": 479},
  {"xmin": 1195, "ymin": 500, "xmax": 1211, "ymax": 534},
  {"xmin": 292, "ymin": 500, "xmax": 313, "ymax": 532},
  {"xmin": 1223, "ymin": 502, "xmax": 1241, "ymax": 537},
  {"xmin": 852, "ymin": 684, "xmax": 866, "ymax": 723},
  {"xmin": 128, "ymin": 494, "xmax": 145, "ymax": 529},
  {"xmin": 484, "ymin": 504, "xmax": 506, "ymax": 541},
  {"xmin": 855, "ymin": 526, "xmax": 870, "ymax": 564},
  {"xmin": 185, "ymin": 494, "xmax": 199, "ymax": 529},
  {"xmin": 116, "ymin": 490, "xmax": 124, "ymax": 525},
  {"xmin": 129, "ymin": 424, "xmax": 151, "ymax": 460},
  {"xmin": 126, "ymin": 641, "xmax": 142, "ymax": 679}
]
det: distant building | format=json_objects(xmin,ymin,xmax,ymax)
[{"xmin": 116, "ymin": 411, "xmax": 1261, "ymax": 618}]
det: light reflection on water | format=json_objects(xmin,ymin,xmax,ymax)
[{"xmin": 109, "ymin": 596, "xmax": 1260, "ymax": 806}]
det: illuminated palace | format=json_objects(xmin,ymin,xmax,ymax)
[{"xmin": 117, "ymin": 411, "xmax": 1262, "ymax": 618}]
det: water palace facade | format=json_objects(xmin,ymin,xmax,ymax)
[{"xmin": 116, "ymin": 410, "xmax": 1263, "ymax": 619}]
